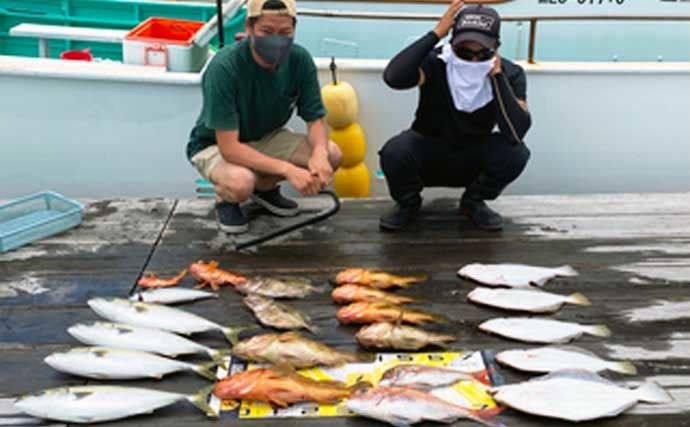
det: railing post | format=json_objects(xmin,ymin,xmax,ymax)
[{"xmin": 528, "ymin": 18, "xmax": 537, "ymax": 64}]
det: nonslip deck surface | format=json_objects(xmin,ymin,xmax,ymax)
[{"xmin": 1, "ymin": 193, "xmax": 690, "ymax": 426}]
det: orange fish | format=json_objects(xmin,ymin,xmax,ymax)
[
  {"xmin": 213, "ymin": 365, "xmax": 352, "ymax": 408},
  {"xmin": 331, "ymin": 284, "xmax": 419, "ymax": 305},
  {"xmin": 137, "ymin": 269, "xmax": 186, "ymax": 289},
  {"xmin": 189, "ymin": 260, "xmax": 247, "ymax": 291},
  {"xmin": 335, "ymin": 268, "xmax": 427, "ymax": 289},
  {"xmin": 336, "ymin": 302, "xmax": 446, "ymax": 325}
]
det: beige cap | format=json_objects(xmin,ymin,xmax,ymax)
[{"xmin": 247, "ymin": 0, "xmax": 297, "ymax": 18}]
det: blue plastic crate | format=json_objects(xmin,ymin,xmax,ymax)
[{"xmin": 0, "ymin": 191, "xmax": 84, "ymax": 253}]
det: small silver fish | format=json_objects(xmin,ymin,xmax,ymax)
[
  {"xmin": 15, "ymin": 385, "xmax": 216, "ymax": 423},
  {"xmin": 88, "ymin": 297, "xmax": 254, "ymax": 344},
  {"xmin": 467, "ymin": 287, "xmax": 590, "ymax": 313},
  {"xmin": 68, "ymin": 322, "xmax": 229, "ymax": 360},
  {"xmin": 489, "ymin": 370, "xmax": 671, "ymax": 422},
  {"xmin": 479, "ymin": 318, "xmax": 611, "ymax": 344},
  {"xmin": 496, "ymin": 346, "xmax": 637, "ymax": 375},
  {"xmin": 243, "ymin": 294, "xmax": 318, "ymax": 333},
  {"xmin": 44, "ymin": 347, "xmax": 218, "ymax": 380},
  {"xmin": 129, "ymin": 288, "xmax": 218, "ymax": 305},
  {"xmin": 234, "ymin": 276, "xmax": 324, "ymax": 298},
  {"xmin": 458, "ymin": 263, "xmax": 578, "ymax": 288}
]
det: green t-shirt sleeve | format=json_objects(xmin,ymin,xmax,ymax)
[
  {"xmin": 297, "ymin": 53, "xmax": 327, "ymax": 122},
  {"xmin": 201, "ymin": 59, "xmax": 238, "ymax": 131}
]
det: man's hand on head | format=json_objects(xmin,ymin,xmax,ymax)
[{"xmin": 490, "ymin": 53, "xmax": 502, "ymax": 76}]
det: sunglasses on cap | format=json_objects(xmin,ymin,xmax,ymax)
[{"xmin": 453, "ymin": 46, "xmax": 495, "ymax": 62}]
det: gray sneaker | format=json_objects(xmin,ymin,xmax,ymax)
[
  {"xmin": 251, "ymin": 186, "xmax": 299, "ymax": 217},
  {"xmin": 216, "ymin": 202, "xmax": 248, "ymax": 234}
]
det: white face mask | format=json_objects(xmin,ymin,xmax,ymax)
[{"xmin": 439, "ymin": 44, "xmax": 495, "ymax": 113}]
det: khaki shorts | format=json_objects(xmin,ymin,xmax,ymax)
[{"xmin": 190, "ymin": 128, "xmax": 307, "ymax": 182}]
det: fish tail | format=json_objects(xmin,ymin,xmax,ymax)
[
  {"xmin": 469, "ymin": 369, "xmax": 493, "ymax": 386},
  {"xmin": 610, "ymin": 361, "xmax": 638, "ymax": 375},
  {"xmin": 173, "ymin": 269, "xmax": 188, "ymax": 281},
  {"xmin": 567, "ymin": 292, "xmax": 591, "ymax": 306},
  {"xmin": 430, "ymin": 333, "xmax": 457, "ymax": 347},
  {"xmin": 635, "ymin": 381, "xmax": 672, "ymax": 403},
  {"xmin": 350, "ymin": 352, "xmax": 376, "ymax": 364},
  {"xmin": 429, "ymin": 313, "xmax": 449, "ymax": 324},
  {"xmin": 348, "ymin": 380, "xmax": 373, "ymax": 393},
  {"xmin": 209, "ymin": 348, "xmax": 232, "ymax": 364},
  {"xmin": 305, "ymin": 323, "xmax": 321, "ymax": 335},
  {"xmin": 556, "ymin": 265, "xmax": 578, "ymax": 277},
  {"xmin": 187, "ymin": 385, "xmax": 219, "ymax": 418},
  {"xmin": 397, "ymin": 273, "xmax": 428, "ymax": 285},
  {"xmin": 194, "ymin": 361, "xmax": 220, "ymax": 381},
  {"xmin": 312, "ymin": 284, "xmax": 330, "ymax": 294},
  {"xmin": 586, "ymin": 324, "xmax": 612, "ymax": 338},
  {"xmin": 471, "ymin": 406, "xmax": 505, "ymax": 427},
  {"xmin": 222, "ymin": 325, "xmax": 258, "ymax": 345}
]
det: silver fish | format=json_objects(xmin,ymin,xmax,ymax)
[
  {"xmin": 458, "ymin": 263, "xmax": 577, "ymax": 288},
  {"xmin": 87, "ymin": 297, "xmax": 253, "ymax": 344},
  {"xmin": 15, "ymin": 385, "xmax": 216, "ymax": 423},
  {"xmin": 346, "ymin": 386, "xmax": 500, "ymax": 426},
  {"xmin": 378, "ymin": 364, "xmax": 490, "ymax": 389},
  {"xmin": 44, "ymin": 347, "xmax": 218, "ymax": 380},
  {"xmin": 489, "ymin": 370, "xmax": 671, "ymax": 422},
  {"xmin": 479, "ymin": 317, "xmax": 610, "ymax": 344},
  {"xmin": 467, "ymin": 287, "xmax": 590, "ymax": 313},
  {"xmin": 243, "ymin": 294, "xmax": 318, "ymax": 333},
  {"xmin": 68, "ymin": 322, "xmax": 229, "ymax": 360},
  {"xmin": 234, "ymin": 276, "xmax": 323, "ymax": 298},
  {"xmin": 129, "ymin": 288, "xmax": 217, "ymax": 304},
  {"xmin": 496, "ymin": 346, "xmax": 637, "ymax": 375}
]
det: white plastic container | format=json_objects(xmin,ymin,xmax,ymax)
[{"xmin": 123, "ymin": 17, "xmax": 209, "ymax": 72}]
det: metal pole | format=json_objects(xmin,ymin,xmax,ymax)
[
  {"xmin": 528, "ymin": 18, "xmax": 537, "ymax": 64},
  {"xmin": 216, "ymin": 0, "xmax": 225, "ymax": 48}
]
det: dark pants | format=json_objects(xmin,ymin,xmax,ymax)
[{"xmin": 379, "ymin": 129, "xmax": 530, "ymax": 205}]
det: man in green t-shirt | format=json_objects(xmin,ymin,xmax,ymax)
[{"xmin": 187, "ymin": 0, "xmax": 341, "ymax": 233}]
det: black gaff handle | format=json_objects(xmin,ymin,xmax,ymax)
[{"xmin": 234, "ymin": 190, "xmax": 341, "ymax": 251}]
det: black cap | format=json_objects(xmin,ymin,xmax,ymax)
[{"xmin": 451, "ymin": 5, "xmax": 500, "ymax": 50}]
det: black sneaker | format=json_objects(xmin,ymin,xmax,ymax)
[
  {"xmin": 460, "ymin": 197, "xmax": 503, "ymax": 231},
  {"xmin": 216, "ymin": 201, "xmax": 248, "ymax": 234},
  {"xmin": 379, "ymin": 201, "xmax": 421, "ymax": 231},
  {"xmin": 251, "ymin": 186, "xmax": 299, "ymax": 217}
]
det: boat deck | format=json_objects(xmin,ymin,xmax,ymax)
[{"xmin": 2, "ymin": 193, "xmax": 690, "ymax": 426}]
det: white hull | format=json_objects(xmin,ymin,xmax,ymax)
[{"xmin": 1, "ymin": 55, "xmax": 688, "ymax": 198}]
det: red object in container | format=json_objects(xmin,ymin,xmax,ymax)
[
  {"xmin": 60, "ymin": 49, "xmax": 92, "ymax": 61},
  {"xmin": 125, "ymin": 17, "xmax": 205, "ymax": 45}
]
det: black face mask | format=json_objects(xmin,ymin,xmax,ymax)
[{"xmin": 251, "ymin": 33, "xmax": 294, "ymax": 66}]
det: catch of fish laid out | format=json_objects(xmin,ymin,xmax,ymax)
[
  {"xmin": 87, "ymin": 297, "xmax": 254, "ymax": 344},
  {"xmin": 479, "ymin": 317, "xmax": 611, "ymax": 344},
  {"xmin": 189, "ymin": 260, "xmax": 248, "ymax": 290},
  {"xmin": 68, "ymin": 322, "xmax": 229, "ymax": 360},
  {"xmin": 213, "ymin": 365, "xmax": 355, "ymax": 407},
  {"xmin": 243, "ymin": 294, "xmax": 318, "ymax": 333},
  {"xmin": 233, "ymin": 276, "xmax": 324, "ymax": 298},
  {"xmin": 356, "ymin": 322, "xmax": 456, "ymax": 350},
  {"xmin": 44, "ymin": 347, "xmax": 218, "ymax": 380},
  {"xmin": 378, "ymin": 364, "xmax": 490, "ymax": 389},
  {"xmin": 458, "ymin": 263, "xmax": 578, "ymax": 288},
  {"xmin": 496, "ymin": 346, "xmax": 637, "ymax": 375},
  {"xmin": 346, "ymin": 386, "xmax": 500, "ymax": 427},
  {"xmin": 337, "ymin": 301, "xmax": 446, "ymax": 325},
  {"xmin": 332, "ymin": 284, "xmax": 419, "ymax": 305},
  {"xmin": 335, "ymin": 268, "xmax": 428, "ymax": 289},
  {"xmin": 129, "ymin": 287, "xmax": 218, "ymax": 304},
  {"xmin": 15, "ymin": 385, "xmax": 216, "ymax": 423},
  {"xmin": 489, "ymin": 370, "xmax": 672, "ymax": 422},
  {"xmin": 467, "ymin": 287, "xmax": 590, "ymax": 313},
  {"xmin": 232, "ymin": 331, "xmax": 372, "ymax": 368},
  {"xmin": 137, "ymin": 269, "xmax": 187, "ymax": 288}
]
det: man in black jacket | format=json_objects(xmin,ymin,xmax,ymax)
[{"xmin": 379, "ymin": 1, "xmax": 531, "ymax": 231}]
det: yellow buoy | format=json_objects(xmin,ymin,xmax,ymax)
[
  {"xmin": 334, "ymin": 162, "xmax": 371, "ymax": 198},
  {"xmin": 321, "ymin": 57, "xmax": 359, "ymax": 129},
  {"xmin": 330, "ymin": 122, "xmax": 366, "ymax": 168}
]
